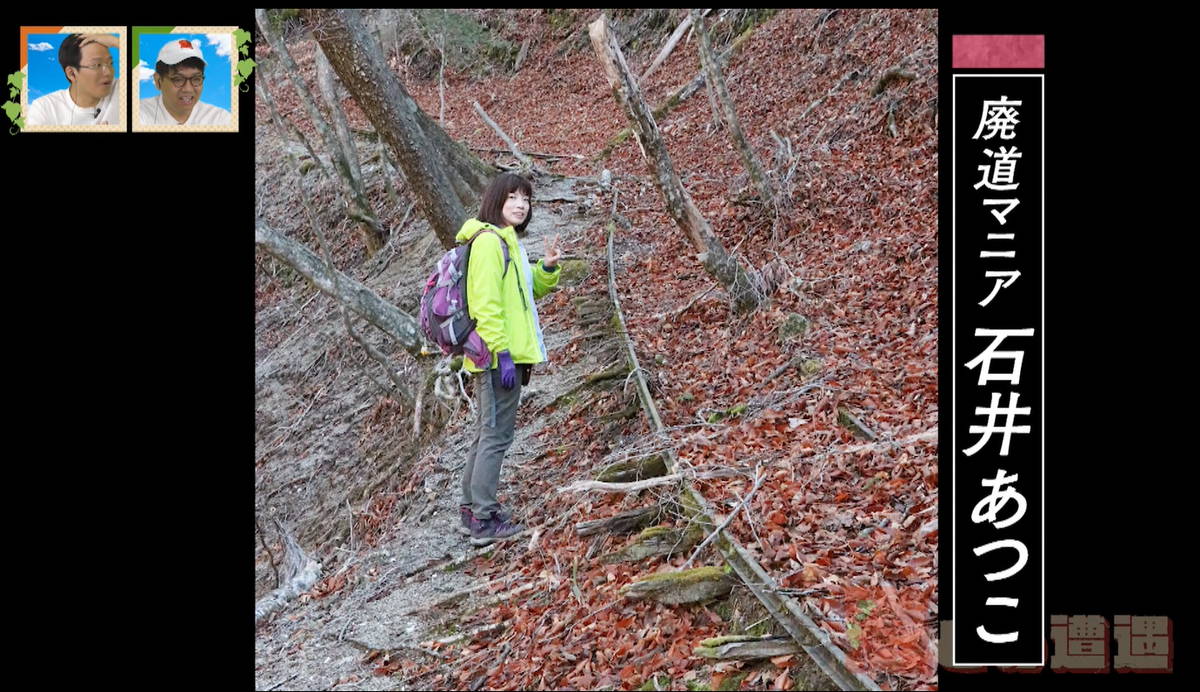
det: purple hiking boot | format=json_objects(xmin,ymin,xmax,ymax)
[
  {"xmin": 469, "ymin": 513, "xmax": 524, "ymax": 547},
  {"xmin": 460, "ymin": 505, "xmax": 511, "ymax": 537}
]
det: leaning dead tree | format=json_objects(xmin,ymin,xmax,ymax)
[
  {"xmin": 692, "ymin": 9, "xmax": 777, "ymax": 209},
  {"xmin": 301, "ymin": 8, "xmax": 495, "ymax": 250},
  {"xmin": 255, "ymin": 9, "xmax": 387, "ymax": 256},
  {"xmin": 255, "ymin": 219, "xmax": 427, "ymax": 357},
  {"xmin": 589, "ymin": 14, "xmax": 764, "ymax": 314},
  {"xmin": 315, "ymin": 47, "xmax": 368, "ymax": 201}
]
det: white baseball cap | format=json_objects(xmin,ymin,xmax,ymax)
[{"xmin": 157, "ymin": 38, "xmax": 206, "ymax": 66}]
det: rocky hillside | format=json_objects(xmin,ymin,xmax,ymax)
[{"xmin": 255, "ymin": 9, "xmax": 938, "ymax": 691}]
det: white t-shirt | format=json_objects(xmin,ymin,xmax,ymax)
[
  {"xmin": 27, "ymin": 86, "xmax": 119, "ymax": 126},
  {"xmin": 139, "ymin": 94, "xmax": 230, "ymax": 125}
]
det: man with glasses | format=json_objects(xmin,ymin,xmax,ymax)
[
  {"xmin": 139, "ymin": 38, "xmax": 230, "ymax": 125},
  {"xmin": 27, "ymin": 33, "xmax": 119, "ymax": 126}
]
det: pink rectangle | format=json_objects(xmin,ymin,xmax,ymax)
[{"xmin": 953, "ymin": 35, "xmax": 1044, "ymax": 69}]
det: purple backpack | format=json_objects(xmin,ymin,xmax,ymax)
[{"xmin": 419, "ymin": 228, "xmax": 510, "ymax": 366}]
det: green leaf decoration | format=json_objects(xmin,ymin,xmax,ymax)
[
  {"xmin": 14, "ymin": 116, "xmax": 23, "ymax": 130},
  {"xmin": 238, "ymin": 58, "xmax": 257, "ymax": 78},
  {"xmin": 2, "ymin": 101, "xmax": 21, "ymax": 122},
  {"xmin": 9, "ymin": 87, "xmax": 17, "ymax": 99},
  {"xmin": 233, "ymin": 28, "xmax": 251, "ymax": 49},
  {"xmin": 7, "ymin": 72, "xmax": 24, "ymax": 89}
]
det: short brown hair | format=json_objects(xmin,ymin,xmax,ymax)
[{"xmin": 478, "ymin": 173, "xmax": 533, "ymax": 233}]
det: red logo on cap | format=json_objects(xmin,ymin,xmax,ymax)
[{"xmin": 178, "ymin": 40, "xmax": 192, "ymax": 49}]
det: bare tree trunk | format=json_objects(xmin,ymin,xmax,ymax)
[
  {"xmin": 513, "ymin": 36, "xmax": 531, "ymax": 73},
  {"xmin": 255, "ymin": 219, "xmax": 427, "ymax": 356},
  {"xmin": 301, "ymin": 8, "xmax": 494, "ymax": 250},
  {"xmin": 315, "ymin": 47, "xmax": 366, "ymax": 193},
  {"xmin": 438, "ymin": 11, "xmax": 446, "ymax": 126},
  {"xmin": 255, "ymin": 9, "xmax": 386, "ymax": 256},
  {"xmin": 255, "ymin": 70, "xmax": 329, "ymax": 182},
  {"xmin": 692, "ymin": 9, "xmax": 776, "ymax": 208},
  {"xmin": 589, "ymin": 14, "xmax": 763, "ymax": 314},
  {"xmin": 377, "ymin": 132, "xmax": 401, "ymax": 209}
]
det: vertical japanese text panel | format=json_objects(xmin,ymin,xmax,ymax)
[{"xmin": 952, "ymin": 74, "xmax": 1043, "ymax": 666}]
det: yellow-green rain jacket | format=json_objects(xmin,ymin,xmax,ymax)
[{"xmin": 456, "ymin": 218, "xmax": 560, "ymax": 372}]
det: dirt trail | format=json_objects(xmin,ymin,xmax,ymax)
[{"xmin": 255, "ymin": 144, "xmax": 619, "ymax": 689}]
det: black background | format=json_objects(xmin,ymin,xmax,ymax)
[
  {"xmin": 5, "ymin": 8, "xmax": 1183, "ymax": 688},
  {"xmin": 3, "ymin": 10, "xmax": 254, "ymax": 683}
]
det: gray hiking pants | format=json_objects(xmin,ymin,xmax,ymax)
[{"xmin": 461, "ymin": 366, "xmax": 525, "ymax": 521}]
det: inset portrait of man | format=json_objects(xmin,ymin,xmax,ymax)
[
  {"xmin": 138, "ymin": 38, "xmax": 231, "ymax": 126},
  {"xmin": 25, "ymin": 32, "xmax": 121, "ymax": 127}
]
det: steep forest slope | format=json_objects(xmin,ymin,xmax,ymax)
[{"xmin": 255, "ymin": 9, "xmax": 938, "ymax": 691}]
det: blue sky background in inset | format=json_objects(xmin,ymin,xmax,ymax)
[
  {"xmin": 27, "ymin": 33, "xmax": 119, "ymax": 101},
  {"xmin": 137, "ymin": 33, "xmax": 231, "ymax": 111}
]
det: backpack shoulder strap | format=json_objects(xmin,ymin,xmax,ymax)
[{"xmin": 466, "ymin": 228, "xmax": 510, "ymax": 277}]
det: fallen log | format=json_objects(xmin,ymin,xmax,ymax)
[
  {"xmin": 575, "ymin": 504, "xmax": 664, "ymax": 536},
  {"xmin": 694, "ymin": 634, "xmax": 804, "ymax": 660},
  {"xmin": 595, "ymin": 454, "xmax": 668, "ymax": 483},
  {"xmin": 621, "ymin": 565, "xmax": 733, "ymax": 604},
  {"xmin": 600, "ymin": 524, "xmax": 700, "ymax": 564}
]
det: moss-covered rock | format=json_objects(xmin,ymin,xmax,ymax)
[
  {"xmin": 601, "ymin": 524, "xmax": 698, "ymax": 563},
  {"xmin": 679, "ymin": 489, "xmax": 711, "ymax": 527},
  {"xmin": 799, "ymin": 359, "xmax": 822, "ymax": 377},
  {"xmin": 778, "ymin": 313, "xmax": 810, "ymax": 342},
  {"xmin": 557, "ymin": 258, "xmax": 590, "ymax": 285},
  {"xmin": 622, "ymin": 566, "xmax": 734, "ymax": 604},
  {"xmin": 706, "ymin": 404, "xmax": 748, "ymax": 424},
  {"xmin": 637, "ymin": 673, "xmax": 672, "ymax": 691},
  {"xmin": 715, "ymin": 671, "xmax": 749, "ymax": 691}
]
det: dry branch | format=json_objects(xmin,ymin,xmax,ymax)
[
  {"xmin": 255, "ymin": 520, "xmax": 321, "ymax": 623},
  {"xmin": 680, "ymin": 464, "xmax": 765, "ymax": 569},
  {"xmin": 558, "ymin": 473, "xmax": 683, "ymax": 494},
  {"xmin": 594, "ymin": 14, "xmax": 762, "ymax": 163},
  {"xmin": 472, "ymin": 101, "xmax": 534, "ymax": 171},
  {"xmin": 872, "ymin": 68, "xmax": 917, "ymax": 96},
  {"xmin": 255, "ymin": 74, "xmax": 329, "ymax": 182},
  {"xmin": 255, "ymin": 220, "xmax": 428, "ymax": 356},
  {"xmin": 694, "ymin": 635, "xmax": 803, "ymax": 660},
  {"xmin": 468, "ymin": 147, "xmax": 583, "ymax": 160},
  {"xmin": 640, "ymin": 11, "xmax": 700, "ymax": 84},
  {"xmin": 589, "ymin": 15, "xmax": 763, "ymax": 314}
]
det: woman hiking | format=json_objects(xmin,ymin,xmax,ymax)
[{"xmin": 458, "ymin": 173, "xmax": 561, "ymax": 546}]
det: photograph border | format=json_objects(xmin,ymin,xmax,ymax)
[
  {"xmin": 20, "ymin": 25, "xmax": 127, "ymax": 133},
  {"xmin": 131, "ymin": 25, "xmax": 238, "ymax": 133}
]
